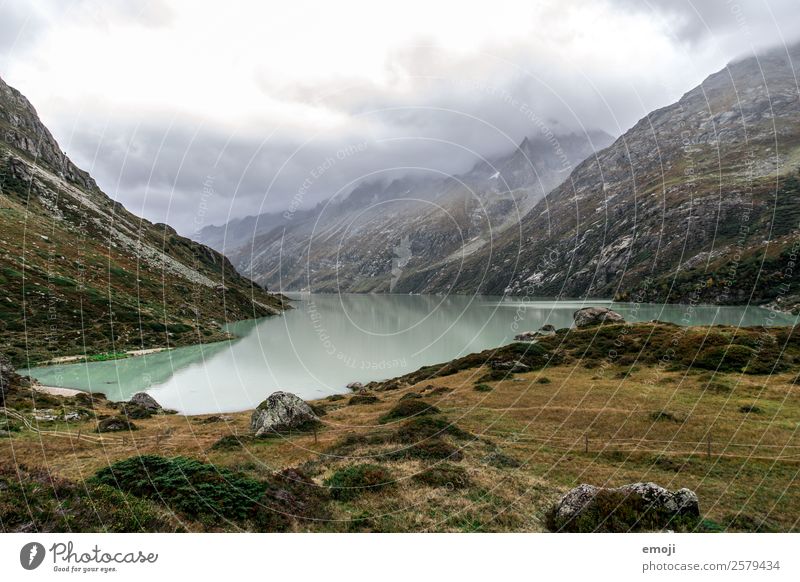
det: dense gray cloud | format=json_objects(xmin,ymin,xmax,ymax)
[{"xmin": 1, "ymin": 0, "xmax": 798, "ymax": 234}]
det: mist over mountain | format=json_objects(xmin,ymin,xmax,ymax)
[{"xmin": 198, "ymin": 130, "xmax": 614, "ymax": 292}]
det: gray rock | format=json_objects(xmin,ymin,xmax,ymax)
[
  {"xmin": 251, "ymin": 391, "xmax": 318, "ymax": 436},
  {"xmin": 540, "ymin": 324, "xmax": 556, "ymax": 333},
  {"xmin": 130, "ymin": 392, "xmax": 162, "ymax": 411},
  {"xmin": 346, "ymin": 382, "xmax": 364, "ymax": 391},
  {"xmin": 573, "ymin": 306, "xmax": 625, "ymax": 328},
  {"xmin": 97, "ymin": 416, "xmax": 136, "ymax": 433},
  {"xmin": 549, "ymin": 482, "xmax": 699, "ymax": 532},
  {"xmin": 514, "ymin": 331, "xmax": 540, "ymax": 341}
]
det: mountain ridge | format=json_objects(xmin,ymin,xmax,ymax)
[{"xmin": 0, "ymin": 76, "xmax": 288, "ymax": 366}]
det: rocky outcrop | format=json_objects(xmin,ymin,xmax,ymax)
[
  {"xmin": 0, "ymin": 353, "xmax": 17, "ymax": 404},
  {"xmin": 548, "ymin": 482, "xmax": 700, "ymax": 532},
  {"xmin": 97, "ymin": 416, "xmax": 137, "ymax": 433},
  {"xmin": 250, "ymin": 391, "xmax": 319, "ymax": 436},
  {"xmin": 573, "ymin": 307, "xmax": 625, "ymax": 328},
  {"xmin": 515, "ymin": 324, "xmax": 557, "ymax": 341},
  {"xmin": 130, "ymin": 392, "xmax": 162, "ymax": 411}
]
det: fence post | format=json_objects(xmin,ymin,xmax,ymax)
[
  {"xmin": 706, "ymin": 434, "xmax": 712, "ymax": 459},
  {"xmin": 584, "ymin": 434, "xmax": 589, "ymax": 453}
]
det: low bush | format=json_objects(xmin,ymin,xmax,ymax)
[
  {"xmin": 473, "ymin": 383, "xmax": 493, "ymax": 392},
  {"xmin": 649, "ymin": 411, "xmax": 681, "ymax": 423},
  {"xmin": 387, "ymin": 438, "xmax": 464, "ymax": 462},
  {"xmin": 379, "ymin": 399, "xmax": 439, "ymax": 423},
  {"xmin": 413, "ymin": 464, "xmax": 471, "ymax": 489},
  {"xmin": 324, "ymin": 464, "xmax": 394, "ymax": 501},
  {"xmin": 393, "ymin": 416, "xmax": 473, "ymax": 443},
  {"xmin": 348, "ymin": 395, "xmax": 379, "ymax": 406},
  {"xmin": 1, "ymin": 463, "xmax": 177, "ymax": 532},
  {"xmin": 738, "ymin": 404, "xmax": 763, "ymax": 414}
]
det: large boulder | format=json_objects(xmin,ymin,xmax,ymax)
[
  {"xmin": 547, "ymin": 482, "xmax": 699, "ymax": 532},
  {"xmin": 251, "ymin": 391, "xmax": 319, "ymax": 436},
  {"xmin": 573, "ymin": 306, "xmax": 625, "ymax": 328},
  {"xmin": 130, "ymin": 392, "xmax": 162, "ymax": 411}
]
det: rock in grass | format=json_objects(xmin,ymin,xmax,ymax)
[
  {"xmin": 573, "ymin": 307, "xmax": 625, "ymax": 328},
  {"xmin": 547, "ymin": 482, "xmax": 699, "ymax": 532},
  {"xmin": 130, "ymin": 392, "xmax": 162, "ymax": 411},
  {"xmin": 251, "ymin": 391, "xmax": 319, "ymax": 436},
  {"xmin": 97, "ymin": 416, "xmax": 137, "ymax": 433},
  {"xmin": 0, "ymin": 352, "xmax": 19, "ymax": 404}
]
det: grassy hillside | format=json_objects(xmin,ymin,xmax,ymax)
[{"xmin": 0, "ymin": 76, "xmax": 287, "ymax": 366}]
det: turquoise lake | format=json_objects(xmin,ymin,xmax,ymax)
[{"xmin": 21, "ymin": 294, "xmax": 795, "ymax": 414}]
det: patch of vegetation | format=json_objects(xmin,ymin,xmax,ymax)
[
  {"xmin": 1, "ymin": 463, "xmax": 178, "ymax": 532},
  {"xmin": 379, "ymin": 399, "xmax": 440, "ymax": 424},
  {"xmin": 210, "ymin": 435, "xmax": 255, "ymax": 451},
  {"xmin": 738, "ymin": 404, "xmax": 763, "ymax": 414},
  {"xmin": 323, "ymin": 432, "xmax": 392, "ymax": 457},
  {"xmin": 482, "ymin": 450, "xmax": 522, "ymax": 468},
  {"xmin": 536, "ymin": 377, "xmax": 551, "ymax": 384},
  {"xmin": 387, "ymin": 438, "xmax": 464, "ymax": 462},
  {"xmin": 92, "ymin": 455, "xmax": 327, "ymax": 530},
  {"xmin": 348, "ymin": 395, "xmax": 379, "ymax": 406},
  {"xmin": 649, "ymin": 411, "xmax": 681, "ymax": 423},
  {"xmin": 399, "ymin": 392, "xmax": 422, "ymax": 400},
  {"xmin": 722, "ymin": 512, "xmax": 780, "ymax": 532},
  {"xmin": 324, "ymin": 464, "xmax": 394, "ymax": 501},
  {"xmin": 412, "ymin": 464, "xmax": 471, "ymax": 489},
  {"xmin": 392, "ymin": 416, "xmax": 473, "ymax": 444},
  {"xmin": 473, "ymin": 383, "xmax": 493, "ymax": 392}
]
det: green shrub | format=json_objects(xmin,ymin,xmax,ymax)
[
  {"xmin": 695, "ymin": 345, "xmax": 784, "ymax": 374},
  {"xmin": 399, "ymin": 392, "xmax": 422, "ymax": 401},
  {"xmin": 348, "ymin": 395, "xmax": 379, "ymax": 406},
  {"xmin": 387, "ymin": 438, "xmax": 464, "ymax": 462},
  {"xmin": 379, "ymin": 399, "xmax": 440, "ymax": 423},
  {"xmin": 536, "ymin": 377, "xmax": 551, "ymax": 384},
  {"xmin": 473, "ymin": 383, "xmax": 493, "ymax": 392},
  {"xmin": 393, "ymin": 416, "xmax": 472, "ymax": 443},
  {"xmin": 1, "ymin": 463, "xmax": 177, "ymax": 532},
  {"xmin": 210, "ymin": 435, "xmax": 254, "ymax": 451},
  {"xmin": 649, "ymin": 411, "xmax": 681, "ymax": 423},
  {"xmin": 738, "ymin": 404, "xmax": 763, "ymax": 414},
  {"xmin": 92, "ymin": 455, "xmax": 266, "ymax": 523},
  {"xmin": 413, "ymin": 464, "xmax": 471, "ymax": 489},
  {"xmin": 324, "ymin": 464, "xmax": 394, "ymax": 501}
]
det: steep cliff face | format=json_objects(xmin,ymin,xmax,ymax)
[
  {"xmin": 0, "ymin": 77, "xmax": 287, "ymax": 366},
  {"xmin": 405, "ymin": 43, "xmax": 800, "ymax": 310},
  {"xmin": 204, "ymin": 130, "xmax": 612, "ymax": 292}
]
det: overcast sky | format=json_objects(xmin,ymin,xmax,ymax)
[{"xmin": 1, "ymin": 0, "xmax": 799, "ymax": 234}]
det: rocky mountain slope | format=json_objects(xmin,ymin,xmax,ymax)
[
  {"xmin": 0, "ymin": 76, "xmax": 287, "ymax": 366},
  {"xmin": 198, "ymin": 131, "xmax": 612, "ymax": 292},
  {"xmin": 403, "ymin": 43, "xmax": 800, "ymax": 310}
]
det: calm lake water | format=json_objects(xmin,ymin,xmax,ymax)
[{"xmin": 22, "ymin": 294, "xmax": 795, "ymax": 414}]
